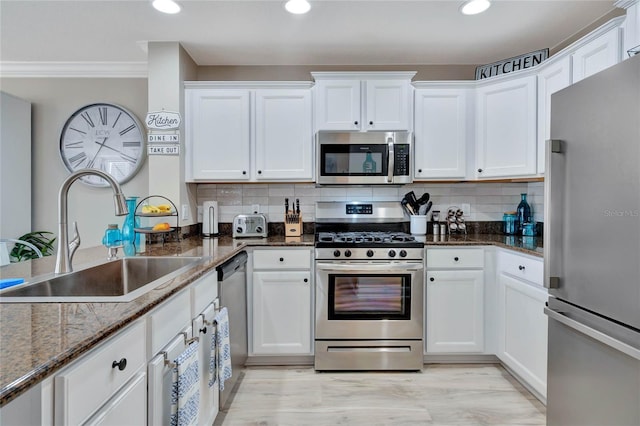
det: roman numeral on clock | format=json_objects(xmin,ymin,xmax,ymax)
[
  {"xmin": 69, "ymin": 151, "xmax": 87, "ymax": 167},
  {"xmin": 112, "ymin": 112, "xmax": 122, "ymax": 128},
  {"xmin": 119, "ymin": 124, "xmax": 136, "ymax": 136},
  {"xmin": 123, "ymin": 141, "xmax": 141, "ymax": 148},
  {"xmin": 81, "ymin": 112, "xmax": 95, "ymax": 128},
  {"xmin": 99, "ymin": 107, "xmax": 108, "ymax": 125}
]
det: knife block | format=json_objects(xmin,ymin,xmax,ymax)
[{"xmin": 285, "ymin": 212, "xmax": 303, "ymax": 237}]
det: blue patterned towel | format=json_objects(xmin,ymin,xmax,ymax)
[
  {"xmin": 170, "ymin": 341, "xmax": 200, "ymax": 426},
  {"xmin": 209, "ymin": 307, "xmax": 232, "ymax": 391}
]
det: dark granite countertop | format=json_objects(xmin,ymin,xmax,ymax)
[{"xmin": 0, "ymin": 232, "xmax": 539, "ymax": 406}]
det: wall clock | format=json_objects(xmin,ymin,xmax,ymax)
[{"xmin": 59, "ymin": 103, "xmax": 146, "ymax": 187}]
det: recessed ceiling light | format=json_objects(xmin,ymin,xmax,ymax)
[
  {"xmin": 152, "ymin": 0, "xmax": 181, "ymax": 14},
  {"xmin": 285, "ymin": 0, "xmax": 311, "ymax": 15},
  {"xmin": 460, "ymin": 0, "xmax": 491, "ymax": 15}
]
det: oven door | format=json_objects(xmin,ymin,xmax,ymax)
[{"xmin": 315, "ymin": 261, "xmax": 424, "ymax": 340}]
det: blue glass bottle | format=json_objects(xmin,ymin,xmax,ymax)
[
  {"xmin": 516, "ymin": 193, "xmax": 532, "ymax": 235},
  {"xmin": 121, "ymin": 197, "xmax": 140, "ymax": 253}
]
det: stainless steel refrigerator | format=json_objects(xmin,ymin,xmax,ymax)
[{"xmin": 544, "ymin": 54, "xmax": 640, "ymax": 426}]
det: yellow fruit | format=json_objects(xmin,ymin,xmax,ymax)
[
  {"xmin": 142, "ymin": 205, "xmax": 160, "ymax": 214},
  {"xmin": 157, "ymin": 204, "xmax": 172, "ymax": 212},
  {"xmin": 152, "ymin": 222, "xmax": 170, "ymax": 231}
]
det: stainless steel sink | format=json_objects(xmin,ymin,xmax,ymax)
[{"xmin": 0, "ymin": 256, "xmax": 206, "ymax": 303}]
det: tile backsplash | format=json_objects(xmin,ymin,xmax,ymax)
[{"xmin": 196, "ymin": 181, "xmax": 545, "ymax": 224}]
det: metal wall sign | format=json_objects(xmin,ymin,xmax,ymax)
[
  {"xmin": 145, "ymin": 110, "xmax": 181, "ymax": 130},
  {"xmin": 475, "ymin": 48, "xmax": 549, "ymax": 80},
  {"xmin": 148, "ymin": 145, "xmax": 180, "ymax": 155}
]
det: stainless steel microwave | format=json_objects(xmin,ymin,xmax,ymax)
[{"xmin": 316, "ymin": 131, "xmax": 413, "ymax": 185}]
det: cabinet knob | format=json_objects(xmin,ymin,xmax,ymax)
[
  {"xmin": 354, "ymin": 121, "xmax": 359, "ymax": 125},
  {"xmin": 477, "ymin": 168, "xmax": 483, "ymax": 173},
  {"xmin": 454, "ymin": 256, "xmax": 459, "ymax": 262},
  {"xmin": 242, "ymin": 171, "xmax": 247, "ymax": 175},
  {"xmin": 519, "ymin": 265, "xmax": 526, "ymax": 271},
  {"xmin": 258, "ymin": 170, "xmax": 262, "ymax": 174},
  {"xmin": 303, "ymin": 278, "xmax": 308, "ymax": 283},
  {"xmin": 369, "ymin": 121, "xmax": 374, "ymax": 125},
  {"xmin": 279, "ymin": 257, "xmax": 284, "ymax": 262},
  {"xmin": 112, "ymin": 358, "xmax": 127, "ymax": 371},
  {"xmin": 199, "ymin": 326, "xmax": 207, "ymax": 334},
  {"xmin": 429, "ymin": 277, "xmax": 435, "ymax": 282},
  {"xmin": 418, "ymin": 168, "xmax": 422, "ymax": 173}
]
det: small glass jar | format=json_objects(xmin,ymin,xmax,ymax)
[
  {"xmin": 503, "ymin": 213, "xmax": 517, "ymax": 235},
  {"xmin": 522, "ymin": 222, "xmax": 536, "ymax": 236},
  {"xmin": 102, "ymin": 224, "xmax": 122, "ymax": 247}
]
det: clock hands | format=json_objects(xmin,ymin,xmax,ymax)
[
  {"xmin": 94, "ymin": 138, "xmax": 137, "ymax": 163},
  {"xmin": 87, "ymin": 137, "xmax": 108, "ymax": 168}
]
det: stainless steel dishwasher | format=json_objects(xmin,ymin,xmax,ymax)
[{"xmin": 217, "ymin": 250, "xmax": 248, "ymax": 410}]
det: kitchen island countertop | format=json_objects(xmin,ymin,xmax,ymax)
[{"xmin": 0, "ymin": 233, "xmax": 540, "ymax": 406}]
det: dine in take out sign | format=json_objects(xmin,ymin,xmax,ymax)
[
  {"xmin": 145, "ymin": 110, "xmax": 181, "ymax": 155},
  {"xmin": 475, "ymin": 48, "xmax": 549, "ymax": 80}
]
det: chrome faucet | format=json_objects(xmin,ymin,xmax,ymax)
[{"xmin": 55, "ymin": 169, "xmax": 129, "ymax": 274}]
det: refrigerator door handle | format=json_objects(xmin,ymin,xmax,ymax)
[
  {"xmin": 544, "ymin": 307, "xmax": 640, "ymax": 361},
  {"xmin": 543, "ymin": 139, "xmax": 564, "ymax": 289}
]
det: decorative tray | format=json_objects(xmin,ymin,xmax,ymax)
[{"xmin": 134, "ymin": 227, "xmax": 175, "ymax": 234}]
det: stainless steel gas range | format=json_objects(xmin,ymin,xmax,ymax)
[{"xmin": 314, "ymin": 201, "xmax": 424, "ymax": 371}]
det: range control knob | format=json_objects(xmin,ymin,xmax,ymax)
[
  {"xmin": 366, "ymin": 249, "xmax": 375, "ymax": 258},
  {"xmin": 399, "ymin": 250, "xmax": 407, "ymax": 258},
  {"xmin": 344, "ymin": 250, "xmax": 352, "ymax": 258},
  {"xmin": 255, "ymin": 226, "xmax": 263, "ymax": 233},
  {"xmin": 236, "ymin": 227, "xmax": 243, "ymax": 234},
  {"xmin": 388, "ymin": 250, "xmax": 396, "ymax": 258},
  {"xmin": 333, "ymin": 250, "xmax": 341, "ymax": 257}
]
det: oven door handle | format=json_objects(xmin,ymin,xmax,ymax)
[{"xmin": 316, "ymin": 262, "xmax": 423, "ymax": 272}]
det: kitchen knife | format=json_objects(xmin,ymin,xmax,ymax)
[
  {"xmin": 296, "ymin": 199, "xmax": 300, "ymax": 215},
  {"xmin": 285, "ymin": 198, "xmax": 289, "ymax": 214}
]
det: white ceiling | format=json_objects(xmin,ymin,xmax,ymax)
[{"xmin": 0, "ymin": 0, "xmax": 618, "ymax": 67}]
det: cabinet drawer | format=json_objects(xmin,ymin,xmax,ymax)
[
  {"xmin": 148, "ymin": 288, "xmax": 191, "ymax": 355},
  {"xmin": 253, "ymin": 249, "xmax": 311, "ymax": 269},
  {"xmin": 426, "ymin": 248, "xmax": 484, "ymax": 269},
  {"xmin": 191, "ymin": 269, "xmax": 218, "ymax": 316},
  {"xmin": 498, "ymin": 250, "xmax": 543, "ymax": 286},
  {"xmin": 54, "ymin": 320, "xmax": 145, "ymax": 426}
]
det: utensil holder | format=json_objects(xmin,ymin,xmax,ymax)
[
  {"xmin": 410, "ymin": 215, "xmax": 428, "ymax": 235},
  {"xmin": 285, "ymin": 212, "xmax": 302, "ymax": 237}
]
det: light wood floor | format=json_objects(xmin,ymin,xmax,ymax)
[{"xmin": 214, "ymin": 364, "xmax": 546, "ymax": 425}]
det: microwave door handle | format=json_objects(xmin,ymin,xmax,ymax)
[{"xmin": 387, "ymin": 137, "xmax": 394, "ymax": 183}]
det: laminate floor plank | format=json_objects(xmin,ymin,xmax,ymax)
[{"xmin": 214, "ymin": 364, "xmax": 546, "ymax": 426}]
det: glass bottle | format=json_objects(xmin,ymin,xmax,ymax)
[
  {"xmin": 102, "ymin": 224, "xmax": 122, "ymax": 247},
  {"xmin": 362, "ymin": 151, "xmax": 376, "ymax": 173},
  {"xmin": 121, "ymin": 197, "xmax": 140, "ymax": 249},
  {"xmin": 516, "ymin": 193, "xmax": 532, "ymax": 234}
]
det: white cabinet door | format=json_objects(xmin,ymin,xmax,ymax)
[
  {"xmin": 365, "ymin": 79, "xmax": 412, "ymax": 131},
  {"xmin": 536, "ymin": 56, "xmax": 571, "ymax": 174},
  {"xmin": 414, "ymin": 88, "xmax": 468, "ymax": 179},
  {"xmin": 498, "ymin": 273, "xmax": 548, "ymax": 398},
  {"xmin": 252, "ymin": 270, "xmax": 312, "ymax": 355},
  {"xmin": 186, "ymin": 89, "xmax": 251, "ymax": 181},
  {"xmin": 475, "ymin": 75, "xmax": 537, "ymax": 178},
  {"xmin": 314, "ymin": 79, "xmax": 361, "ymax": 131},
  {"xmin": 254, "ymin": 89, "xmax": 313, "ymax": 180},
  {"xmin": 83, "ymin": 372, "xmax": 146, "ymax": 426},
  {"xmin": 572, "ymin": 26, "xmax": 622, "ymax": 83},
  {"xmin": 426, "ymin": 269, "xmax": 484, "ymax": 353},
  {"xmin": 192, "ymin": 305, "xmax": 219, "ymax": 426}
]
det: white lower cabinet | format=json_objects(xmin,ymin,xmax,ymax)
[
  {"xmin": 425, "ymin": 248, "xmax": 485, "ymax": 353},
  {"xmin": 83, "ymin": 372, "xmax": 146, "ymax": 426},
  {"xmin": 250, "ymin": 248, "xmax": 313, "ymax": 355},
  {"xmin": 54, "ymin": 319, "xmax": 147, "ymax": 425},
  {"xmin": 497, "ymin": 250, "xmax": 547, "ymax": 399}
]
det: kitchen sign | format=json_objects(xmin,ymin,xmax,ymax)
[
  {"xmin": 148, "ymin": 134, "xmax": 180, "ymax": 143},
  {"xmin": 475, "ymin": 48, "xmax": 549, "ymax": 80},
  {"xmin": 148, "ymin": 145, "xmax": 180, "ymax": 155},
  {"xmin": 145, "ymin": 111, "xmax": 181, "ymax": 130}
]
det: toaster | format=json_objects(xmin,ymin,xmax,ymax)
[{"xmin": 233, "ymin": 214, "xmax": 268, "ymax": 238}]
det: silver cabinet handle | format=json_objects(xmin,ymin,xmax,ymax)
[{"xmin": 545, "ymin": 307, "xmax": 640, "ymax": 361}]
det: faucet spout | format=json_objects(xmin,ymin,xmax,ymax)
[{"xmin": 55, "ymin": 169, "xmax": 128, "ymax": 274}]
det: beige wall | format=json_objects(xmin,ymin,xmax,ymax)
[{"xmin": 0, "ymin": 78, "xmax": 148, "ymax": 248}]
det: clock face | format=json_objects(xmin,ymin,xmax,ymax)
[{"xmin": 59, "ymin": 103, "xmax": 146, "ymax": 187}]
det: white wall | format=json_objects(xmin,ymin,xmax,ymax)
[
  {"xmin": 0, "ymin": 92, "xmax": 31, "ymax": 239},
  {"xmin": 0, "ymin": 78, "xmax": 148, "ymax": 248}
]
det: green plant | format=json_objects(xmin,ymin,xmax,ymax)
[{"xmin": 9, "ymin": 231, "xmax": 56, "ymax": 262}]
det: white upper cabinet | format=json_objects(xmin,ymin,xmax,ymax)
[
  {"xmin": 254, "ymin": 89, "xmax": 313, "ymax": 180},
  {"xmin": 475, "ymin": 75, "xmax": 537, "ymax": 178},
  {"xmin": 185, "ymin": 83, "xmax": 314, "ymax": 182},
  {"xmin": 571, "ymin": 22, "xmax": 622, "ymax": 83},
  {"xmin": 536, "ymin": 56, "xmax": 571, "ymax": 174},
  {"xmin": 414, "ymin": 85, "xmax": 472, "ymax": 179},
  {"xmin": 312, "ymin": 72, "xmax": 415, "ymax": 132}
]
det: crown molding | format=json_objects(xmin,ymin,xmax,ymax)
[
  {"xmin": 615, "ymin": 0, "xmax": 639, "ymax": 9},
  {"xmin": 0, "ymin": 61, "xmax": 148, "ymax": 78},
  {"xmin": 184, "ymin": 81, "xmax": 314, "ymax": 89}
]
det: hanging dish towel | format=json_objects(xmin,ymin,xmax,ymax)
[
  {"xmin": 209, "ymin": 306, "xmax": 232, "ymax": 390},
  {"xmin": 170, "ymin": 342, "xmax": 200, "ymax": 426}
]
